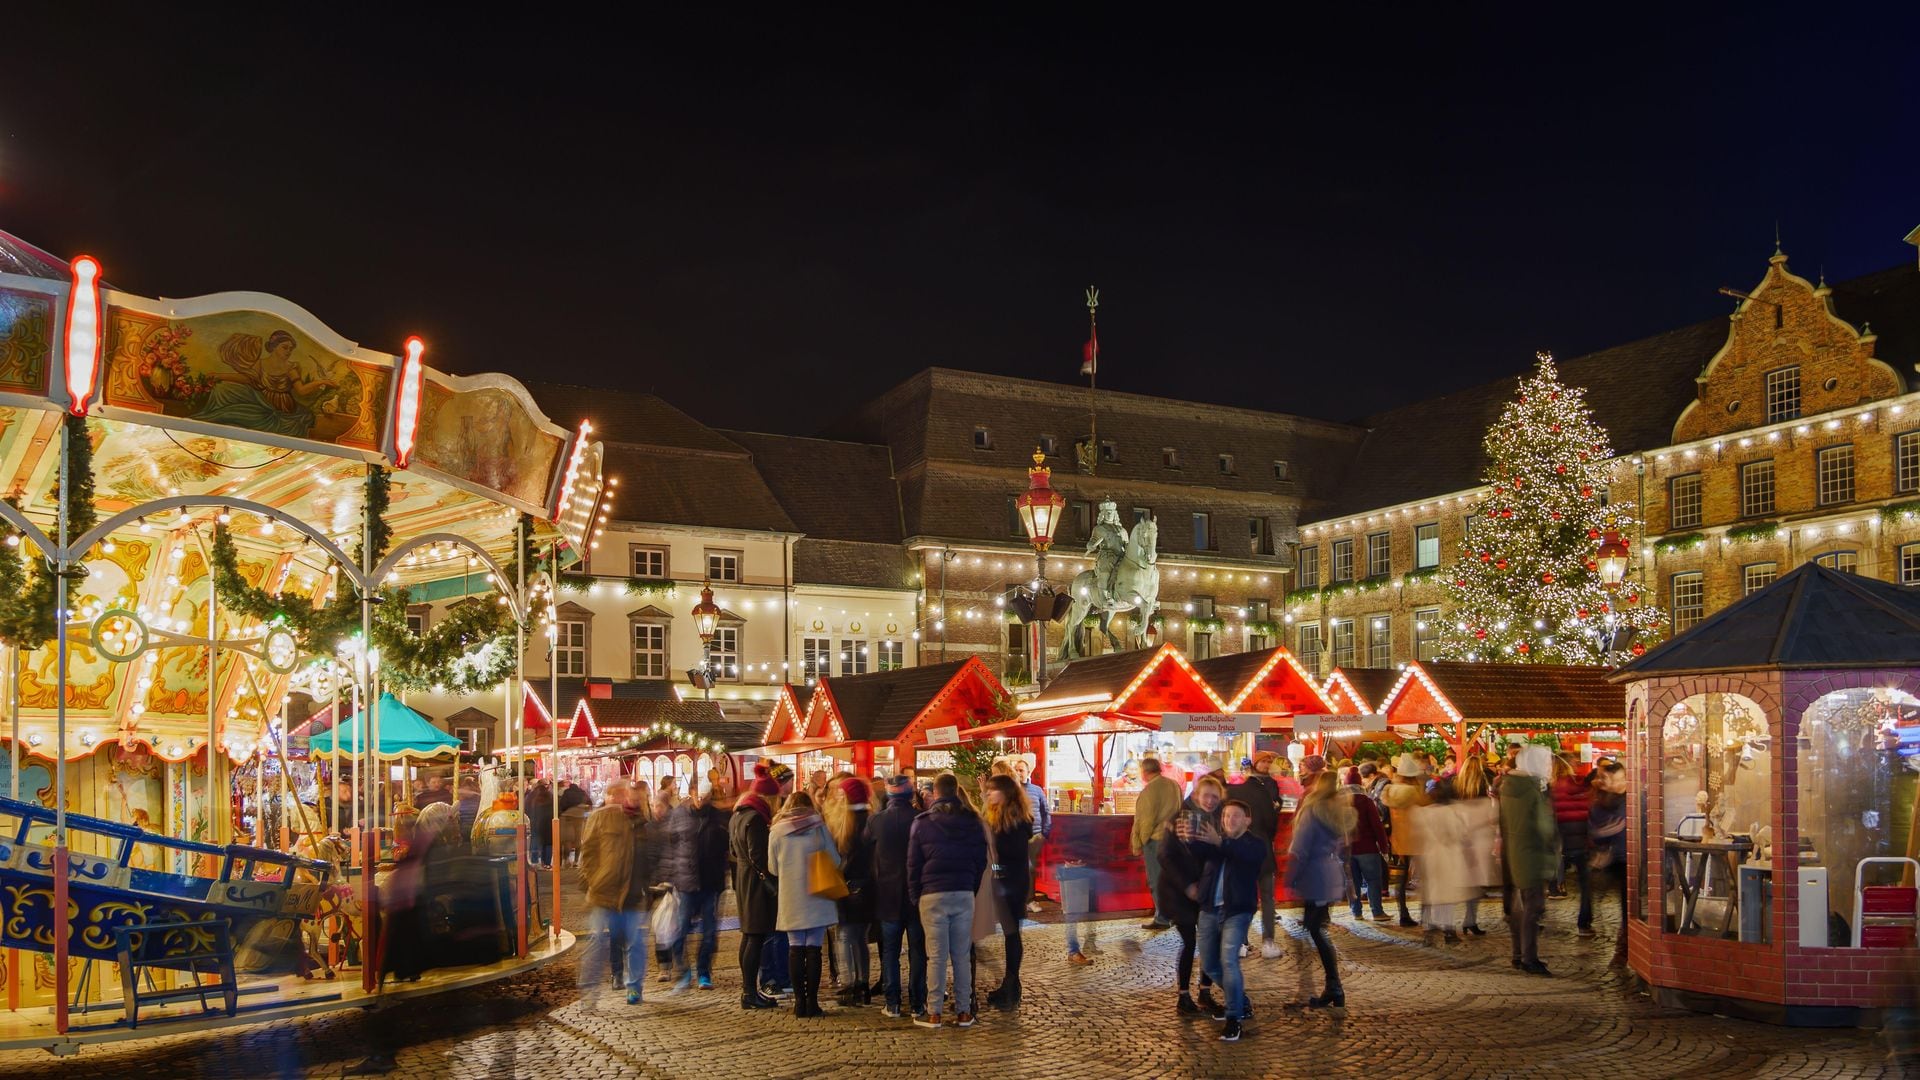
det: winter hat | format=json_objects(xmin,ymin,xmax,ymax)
[
  {"xmin": 1300, "ymin": 753, "xmax": 1326, "ymax": 775},
  {"xmin": 1395, "ymin": 752, "xmax": 1427, "ymax": 777},
  {"xmin": 838, "ymin": 777, "xmax": 871, "ymax": 805},
  {"xmin": 1252, "ymin": 751, "xmax": 1278, "ymax": 770},
  {"xmin": 749, "ymin": 776, "xmax": 781, "ymax": 799},
  {"xmin": 887, "ymin": 774, "xmax": 913, "ymax": 793}
]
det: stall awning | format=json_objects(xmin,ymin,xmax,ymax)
[
  {"xmin": 750, "ymin": 737, "xmax": 852, "ymax": 757},
  {"xmin": 307, "ymin": 693, "xmax": 462, "ymax": 760},
  {"xmin": 965, "ymin": 711, "xmax": 1163, "ymax": 741}
]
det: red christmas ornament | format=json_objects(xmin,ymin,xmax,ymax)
[
  {"xmin": 1585, "ymin": 558, "xmax": 1598, "ymax": 571},
  {"xmin": 1555, "ymin": 464, "xmax": 1567, "ymax": 473},
  {"xmin": 1577, "ymin": 608, "xmax": 1590, "ymax": 618},
  {"xmin": 1599, "ymin": 603, "xmax": 1611, "ymax": 613},
  {"xmin": 1454, "ymin": 579, "xmax": 1467, "ymax": 587},
  {"xmin": 1517, "ymin": 642, "xmax": 1531, "ymax": 654},
  {"xmin": 1495, "ymin": 559, "xmax": 1509, "ymax": 570},
  {"xmin": 1493, "ymin": 485, "xmax": 1504, "ymax": 494},
  {"xmin": 1626, "ymin": 593, "xmax": 1639, "ymax": 605},
  {"xmin": 1551, "ymin": 424, "xmax": 1561, "ymax": 432},
  {"xmin": 1501, "ymin": 509, "xmax": 1514, "ymax": 518},
  {"xmin": 1550, "ymin": 392, "xmax": 1560, "ymax": 401},
  {"xmin": 1540, "ymin": 571, "xmax": 1554, "ymax": 584},
  {"xmin": 1479, "ymin": 551, "xmax": 1492, "ymax": 562},
  {"xmin": 1631, "ymin": 642, "xmax": 1647, "ymax": 656},
  {"xmin": 1551, "ymin": 511, "xmax": 1563, "ymax": 521},
  {"xmin": 1474, "ymin": 629, "xmax": 1487, "ymax": 640},
  {"xmin": 1587, "ymin": 528, "xmax": 1601, "ymax": 540},
  {"xmin": 1581, "ymin": 486, "xmax": 1594, "ymax": 498}
]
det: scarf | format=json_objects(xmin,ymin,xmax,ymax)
[{"xmin": 737, "ymin": 793, "xmax": 774, "ymax": 822}]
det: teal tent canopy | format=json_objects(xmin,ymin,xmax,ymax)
[{"xmin": 307, "ymin": 693, "xmax": 462, "ymax": 760}]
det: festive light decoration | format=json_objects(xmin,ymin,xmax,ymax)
[
  {"xmin": 1435, "ymin": 353, "xmax": 1665, "ymax": 665},
  {"xmin": 392, "ymin": 336, "xmax": 426, "ymax": 467},
  {"xmin": 65, "ymin": 256, "xmax": 104, "ymax": 415}
]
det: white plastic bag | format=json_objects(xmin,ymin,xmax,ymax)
[{"xmin": 651, "ymin": 886, "xmax": 683, "ymax": 949}]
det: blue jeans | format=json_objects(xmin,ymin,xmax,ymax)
[
  {"xmin": 1059, "ymin": 864, "xmax": 1094, "ymax": 954},
  {"xmin": 879, "ymin": 917, "xmax": 927, "ymax": 1014},
  {"xmin": 1197, "ymin": 909, "xmax": 1253, "ymax": 1020},
  {"xmin": 919, "ymin": 891, "xmax": 973, "ymax": 1016},
  {"xmin": 673, "ymin": 889, "xmax": 719, "ymax": 978},
  {"xmin": 762, "ymin": 930, "xmax": 789, "ymax": 988},
  {"xmin": 1349, "ymin": 853, "xmax": 1388, "ymax": 917},
  {"xmin": 579, "ymin": 906, "xmax": 647, "ymax": 995}
]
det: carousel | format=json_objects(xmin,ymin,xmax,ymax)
[{"xmin": 0, "ymin": 231, "xmax": 599, "ymax": 1053}]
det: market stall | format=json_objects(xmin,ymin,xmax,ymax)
[
  {"xmin": 749, "ymin": 658, "xmax": 1013, "ymax": 783},
  {"xmin": 1321, "ymin": 666, "xmax": 1402, "ymax": 716},
  {"xmin": 970, "ymin": 644, "xmax": 1323, "ymax": 913},
  {"xmin": 1375, "ymin": 659, "xmax": 1624, "ymax": 764},
  {"xmin": 1613, "ymin": 563, "xmax": 1920, "ymax": 1025},
  {"xmin": 0, "ymin": 230, "xmax": 591, "ymax": 1051},
  {"xmin": 565, "ymin": 695, "xmax": 758, "ymax": 799}
]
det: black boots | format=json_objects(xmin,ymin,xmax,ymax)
[
  {"xmin": 740, "ymin": 934, "xmax": 776, "ymax": 1009},
  {"xmin": 792, "ymin": 945, "xmax": 826, "ymax": 1018}
]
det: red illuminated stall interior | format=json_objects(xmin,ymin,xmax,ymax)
[
  {"xmin": 755, "ymin": 658, "xmax": 1014, "ymax": 775},
  {"xmin": 1377, "ymin": 660, "xmax": 1623, "ymax": 756}
]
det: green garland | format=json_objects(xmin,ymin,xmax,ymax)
[
  {"xmin": 1283, "ymin": 585, "xmax": 1321, "ymax": 607},
  {"xmin": 1725, "ymin": 521, "xmax": 1778, "ymax": 544},
  {"xmin": 1400, "ymin": 566, "xmax": 1443, "ymax": 588},
  {"xmin": 0, "ymin": 415, "xmax": 99, "ymax": 650},
  {"xmin": 1655, "ymin": 531, "xmax": 1707, "ymax": 554},
  {"xmin": 1880, "ymin": 499, "xmax": 1920, "ymax": 523},
  {"xmin": 212, "ymin": 466, "xmax": 521, "ymax": 695}
]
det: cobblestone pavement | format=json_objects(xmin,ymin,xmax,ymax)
[{"xmin": 2, "ymin": 872, "xmax": 1906, "ymax": 1079}]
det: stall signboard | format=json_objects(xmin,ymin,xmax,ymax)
[
  {"xmin": 1293, "ymin": 714, "xmax": 1388, "ymax": 737},
  {"xmin": 1161, "ymin": 713, "xmax": 1262, "ymax": 733},
  {"xmin": 924, "ymin": 725, "xmax": 962, "ymax": 746}
]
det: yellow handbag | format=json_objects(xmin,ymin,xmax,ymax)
[{"xmin": 809, "ymin": 847, "xmax": 848, "ymax": 899}]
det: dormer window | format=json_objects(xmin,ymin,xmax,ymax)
[
  {"xmin": 1162, "ymin": 447, "xmax": 1180, "ymax": 469},
  {"xmin": 973, "ymin": 426, "xmax": 993, "ymax": 450},
  {"xmin": 1218, "ymin": 453, "xmax": 1235, "ymax": 475}
]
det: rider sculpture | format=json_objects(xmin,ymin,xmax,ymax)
[
  {"xmin": 1062, "ymin": 500, "xmax": 1160, "ymax": 660},
  {"xmin": 1085, "ymin": 500, "xmax": 1129, "ymax": 608}
]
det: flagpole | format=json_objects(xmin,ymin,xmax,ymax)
[{"xmin": 1082, "ymin": 286, "xmax": 1099, "ymax": 477}]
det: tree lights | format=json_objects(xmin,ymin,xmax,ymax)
[{"xmin": 1435, "ymin": 353, "xmax": 1665, "ymax": 665}]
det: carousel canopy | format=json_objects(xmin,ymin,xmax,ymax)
[
  {"xmin": 307, "ymin": 692, "xmax": 461, "ymax": 759},
  {"xmin": 0, "ymin": 229, "xmax": 606, "ymax": 765},
  {"xmin": 1614, "ymin": 562, "xmax": 1920, "ymax": 678}
]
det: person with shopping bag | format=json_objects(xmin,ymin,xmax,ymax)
[
  {"xmin": 768, "ymin": 791, "xmax": 842, "ymax": 1018},
  {"xmin": 577, "ymin": 780, "xmax": 657, "ymax": 1006}
]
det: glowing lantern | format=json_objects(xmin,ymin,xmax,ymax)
[
  {"xmin": 392, "ymin": 336, "xmax": 426, "ymax": 467},
  {"xmin": 65, "ymin": 255, "xmax": 103, "ymax": 416},
  {"xmin": 1015, "ymin": 448, "xmax": 1066, "ymax": 553},
  {"xmin": 1596, "ymin": 528, "xmax": 1630, "ymax": 589}
]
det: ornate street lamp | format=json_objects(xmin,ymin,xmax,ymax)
[
  {"xmin": 1595, "ymin": 526, "xmax": 1630, "ymax": 590},
  {"xmin": 1013, "ymin": 448, "xmax": 1068, "ymax": 684},
  {"xmin": 688, "ymin": 582, "xmax": 720, "ymax": 698}
]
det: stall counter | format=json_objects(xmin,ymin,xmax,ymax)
[{"xmin": 1035, "ymin": 810, "xmax": 1298, "ymax": 913}]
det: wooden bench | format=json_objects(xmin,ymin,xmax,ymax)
[{"xmin": 112, "ymin": 917, "xmax": 238, "ymax": 1028}]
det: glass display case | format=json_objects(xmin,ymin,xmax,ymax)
[{"xmin": 1797, "ymin": 687, "xmax": 1920, "ymax": 946}]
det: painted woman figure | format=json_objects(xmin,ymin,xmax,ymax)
[{"xmin": 198, "ymin": 330, "xmax": 336, "ymax": 437}]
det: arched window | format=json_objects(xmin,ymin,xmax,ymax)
[{"xmin": 1799, "ymin": 686, "xmax": 1920, "ymax": 945}]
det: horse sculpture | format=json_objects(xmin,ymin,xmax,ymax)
[{"xmin": 1060, "ymin": 516, "xmax": 1159, "ymax": 660}]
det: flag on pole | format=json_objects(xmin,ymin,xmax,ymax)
[{"xmin": 1081, "ymin": 324, "xmax": 1098, "ymax": 376}]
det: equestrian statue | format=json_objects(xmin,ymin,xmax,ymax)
[{"xmin": 1061, "ymin": 501, "xmax": 1160, "ymax": 660}]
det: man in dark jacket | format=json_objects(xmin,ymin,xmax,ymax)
[
  {"xmin": 666, "ymin": 786, "xmax": 730, "ymax": 989},
  {"xmin": 906, "ymin": 772, "xmax": 989, "ymax": 1029},
  {"xmin": 729, "ymin": 775, "xmax": 782, "ymax": 1009},
  {"xmin": 526, "ymin": 781, "xmax": 554, "ymax": 868},
  {"xmin": 1188, "ymin": 798, "xmax": 1269, "ymax": 1042},
  {"xmin": 1226, "ymin": 753, "xmax": 1282, "ymax": 957},
  {"xmin": 866, "ymin": 775, "xmax": 928, "ymax": 1019}
]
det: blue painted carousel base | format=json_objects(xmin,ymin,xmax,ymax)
[{"xmin": 0, "ymin": 928, "xmax": 574, "ymax": 1056}]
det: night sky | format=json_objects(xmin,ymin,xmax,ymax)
[{"xmin": 3, "ymin": 10, "xmax": 1916, "ymax": 433}]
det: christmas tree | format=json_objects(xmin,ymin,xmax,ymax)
[{"xmin": 1434, "ymin": 353, "xmax": 1664, "ymax": 665}]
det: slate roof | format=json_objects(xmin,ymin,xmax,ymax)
[
  {"xmin": 1828, "ymin": 263, "xmax": 1920, "ymax": 380},
  {"xmin": 818, "ymin": 658, "xmax": 995, "ymax": 742},
  {"xmin": 1028, "ymin": 648, "xmax": 1165, "ymax": 709},
  {"xmin": 722, "ymin": 430, "xmax": 904, "ymax": 546},
  {"xmin": 1328, "ymin": 667, "xmax": 1404, "ymax": 713},
  {"xmin": 1403, "ymin": 661, "xmax": 1622, "ymax": 721},
  {"xmin": 527, "ymin": 381, "xmax": 746, "ymax": 454},
  {"xmin": 598, "ymin": 441, "xmax": 797, "ymax": 533},
  {"xmin": 1613, "ymin": 562, "xmax": 1920, "ymax": 678},
  {"xmin": 791, "ymin": 538, "xmax": 917, "ymax": 590}
]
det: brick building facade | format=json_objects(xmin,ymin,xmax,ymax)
[{"xmin": 1296, "ymin": 237, "xmax": 1920, "ymax": 673}]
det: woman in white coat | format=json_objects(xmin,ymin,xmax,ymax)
[{"xmin": 769, "ymin": 792, "xmax": 842, "ymax": 1018}]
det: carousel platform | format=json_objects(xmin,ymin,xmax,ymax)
[{"xmin": 0, "ymin": 929, "xmax": 574, "ymax": 1057}]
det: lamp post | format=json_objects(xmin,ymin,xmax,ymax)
[
  {"xmin": 690, "ymin": 581, "xmax": 720, "ymax": 700},
  {"xmin": 1595, "ymin": 526, "xmax": 1630, "ymax": 590},
  {"xmin": 1014, "ymin": 448, "xmax": 1067, "ymax": 685}
]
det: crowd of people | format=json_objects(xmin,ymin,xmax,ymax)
[{"xmin": 515, "ymin": 742, "xmax": 1628, "ymax": 1044}]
